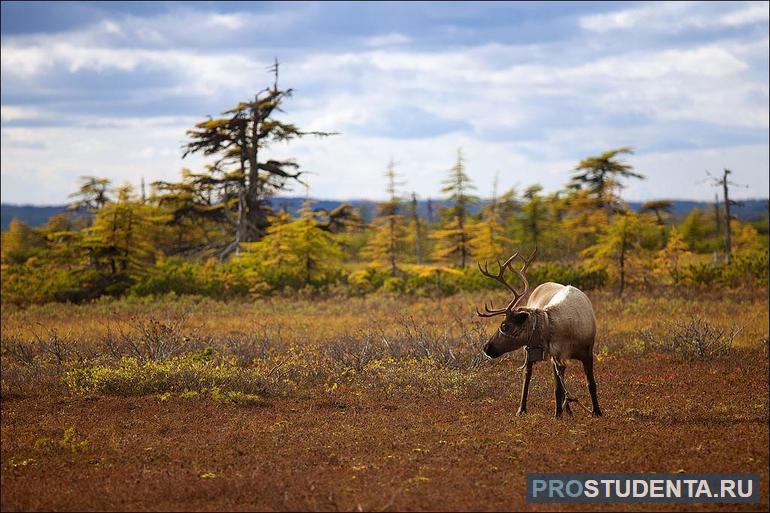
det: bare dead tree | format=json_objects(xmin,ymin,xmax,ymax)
[
  {"xmin": 713, "ymin": 192, "xmax": 722, "ymax": 245},
  {"xmin": 706, "ymin": 169, "xmax": 748, "ymax": 264}
]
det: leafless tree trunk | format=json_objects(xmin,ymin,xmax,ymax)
[
  {"xmin": 722, "ymin": 169, "xmax": 733, "ymax": 264},
  {"xmin": 713, "ymin": 192, "xmax": 722, "ymax": 246},
  {"xmin": 410, "ymin": 192, "xmax": 423, "ymax": 263}
]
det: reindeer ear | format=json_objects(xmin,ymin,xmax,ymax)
[{"xmin": 512, "ymin": 311, "xmax": 529, "ymax": 324}]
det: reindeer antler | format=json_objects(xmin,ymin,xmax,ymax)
[{"xmin": 475, "ymin": 247, "xmax": 537, "ymax": 317}]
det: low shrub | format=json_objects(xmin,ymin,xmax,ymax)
[
  {"xmin": 660, "ymin": 318, "xmax": 741, "ymax": 360},
  {"xmin": 685, "ymin": 250, "xmax": 769, "ymax": 288},
  {"xmin": 63, "ymin": 351, "xmax": 271, "ymax": 397},
  {"xmin": 128, "ymin": 258, "xmax": 251, "ymax": 299},
  {"xmin": 60, "ymin": 338, "xmax": 499, "ymax": 401}
]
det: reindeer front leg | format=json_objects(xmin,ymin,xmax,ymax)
[{"xmin": 517, "ymin": 360, "xmax": 534, "ymax": 416}]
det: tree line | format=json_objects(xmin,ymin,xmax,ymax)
[{"xmin": 2, "ymin": 69, "xmax": 767, "ymax": 305}]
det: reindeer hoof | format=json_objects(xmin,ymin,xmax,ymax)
[
  {"xmin": 592, "ymin": 408, "xmax": 603, "ymax": 417},
  {"xmin": 516, "ymin": 409, "xmax": 527, "ymax": 416}
]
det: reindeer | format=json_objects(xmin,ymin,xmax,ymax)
[{"xmin": 476, "ymin": 249, "xmax": 602, "ymax": 418}]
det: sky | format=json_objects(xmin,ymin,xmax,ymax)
[{"xmin": 1, "ymin": 1, "xmax": 768, "ymax": 205}]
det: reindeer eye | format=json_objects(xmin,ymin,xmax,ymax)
[{"xmin": 500, "ymin": 322, "xmax": 509, "ymax": 333}]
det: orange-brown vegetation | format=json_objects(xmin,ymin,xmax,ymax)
[{"xmin": 1, "ymin": 290, "xmax": 768, "ymax": 511}]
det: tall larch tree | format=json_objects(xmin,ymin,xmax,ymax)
[
  {"xmin": 679, "ymin": 208, "xmax": 717, "ymax": 253},
  {"xmin": 520, "ymin": 184, "xmax": 546, "ymax": 248},
  {"xmin": 568, "ymin": 147, "xmax": 645, "ymax": 220},
  {"xmin": 362, "ymin": 160, "xmax": 406, "ymax": 276},
  {"xmin": 642, "ymin": 199, "xmax": 673, "ymax": 247},
  {"xmin": 582, "ymin": 212, "xmax": 655, "ymax": 295},
  {"xmin": 642, "ymin": 200, "xmax": 673, "ymax": 226},
  {"xmin": 240, "ymin": 198, "xmax": 342, "ymax": 290},
  {"xmin": 82, "ymin": 184, "xmax": 169, "ymax": 280},
  {"xmin": 162, "ymin": 61, "xmax": 334, "ymax": 258},
  {"xmin": 67, "ymin": 176, "xmax": 112, "ymax": 226},
  {"xmin": 431, "ymin": 148, "xmax": 478, "ymax": 268},
  {"xmin": 653, "ymin": 227, "xmax": 692, "ymax": 285},
  {"xmin": 471, "ymin": 173, "xmax": 512, "ymax": 262}
]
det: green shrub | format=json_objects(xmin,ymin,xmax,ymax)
[
  {"xmin": 346, "ymin": 267, "xmax": 389, "ymax": 295},
  {"xmin": 1, "ymin": 261, "xmax": 123, "ymax": 305},
  {"xmin": 129, "ymin": 259, "xmax": 206, "ymax": 296},
  {"xmin": 382, "ymin": 277, "xmax": 406, "ymax": 293},
  {"xmin": 686, "ymin": 251, "xmax": 768, "ymax": 288},
  {"xmin": 237, "ymin": 259, "xmax": 346, "ymax": 296},
  {"xmin": 727, "ymin": 251, "xmax": 769, "ymax": 286},
  {"xmin": 209, "ymin": 386, "xmax": 266, "ymax": 405},
  {"xmin": 63, "ymin": 351, "xmax": 270, "ymax": 397},
  {"xmin": 129, "ymin": 258, "xmax": 252, "ymax": 299}
]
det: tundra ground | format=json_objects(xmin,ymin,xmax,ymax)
[{"xmin": 1, "ymin": 290, "xmax": 768, "ymax": 511}]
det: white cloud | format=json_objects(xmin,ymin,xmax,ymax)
[
  {"xmin": 1, "ymin": 123, "xmax": 206, "ymax": 204},
  {"xmin": 579, "ymin": 1, "xmax": 769, "ymax": 34},
  {"xmin": 288, "ymin": 37, "xmax": 766, "ymax": 137},
  {"xmin": 363, "ymin": 32, "xmax": 412, "ymax": 47},
  {"xmin": 0, "ymin": 6, "xmax": 304, "ymax": 94},
  {"xmin": 208, "ymin": 13, "xmax": 245, "ymax": 30},
  {"xmin": 0, "ymin": 44, "xmax": 55, "ymax": 78},
  {"xmin": 1, "ymin": 2, "xmax": 767, "ymax": 204},
  {"xmin": 1, "ymin": 42, "xmax": 268, "ymax": 96},
  {"xmin": 1, "ymin": 106, "xmax": 45, "ymax": 122},
  {"xmin": 717, "ymin": 2, "xmax": 770, "ymax": 27}
]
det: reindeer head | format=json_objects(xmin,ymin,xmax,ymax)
[{"xmin": 476, "ymin": 248, "xmax": 537, "ymax": 358}]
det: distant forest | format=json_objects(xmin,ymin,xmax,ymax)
[
  {"xmin": 2, "ymin": 67, "xmax": 768, "ymax": 305},
  {"xmin": 3, "ymin": 198, "xmax": 769, "ymax": 232}
]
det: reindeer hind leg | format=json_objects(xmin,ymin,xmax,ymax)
[{"xmin": 582, "ymin": 354, "xmax": 602, "ymax": 417}]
